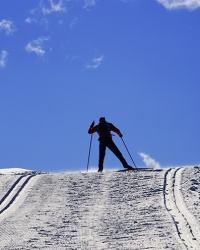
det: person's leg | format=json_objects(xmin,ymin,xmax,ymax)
[
  {"xmin": 98, "ymin": 141, "xmax": 106, "ymax": 172},
  {"xmin": 106, "ymin": 139, "xmax": 128, "ymax": 167}
]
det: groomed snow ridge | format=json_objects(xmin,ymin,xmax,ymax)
[{"xmin": 0, "ymin": 166, "xmax": 199, "ymax": 249}]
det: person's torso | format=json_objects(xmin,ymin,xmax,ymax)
[{"xmin": 97, "ymin": 122, "xmax": 111, "ymax": 139}]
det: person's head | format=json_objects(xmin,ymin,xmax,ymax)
[{"xmin": 99, "ymin": 117, "xmax": 106, "ymax": 123}]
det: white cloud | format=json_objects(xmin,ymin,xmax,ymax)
[
  {"xmin": 83, "ymin": 0, "xmax": 96, "ymax": 9},
  {"xmin": 41, "ymin": 0, "xmax": 66, "ymax": 15},
  {"xmin": 139, "ymin": 152, "xmax": 161, "ymax": 169},
  {"xmin": 25, "ymin": 18, "xmax": 37, "ymax": 24},
  {"xmin": 0, "ymin": 19, "xmax": 16, "ymax": 35},
  {"xmin": 86, "ymin": 55, "xmax": 104, "ymax": 69},
  {"xmin": 156, "ymin": 0, "xmax": 200, "ymax": 10},
  {"xmin": 25, "ymin": 37, "xmax": 49, "ymax": 57},
  {"xmin": 0, "ymin": 50, "xmax": 8, "ymax": 69}
]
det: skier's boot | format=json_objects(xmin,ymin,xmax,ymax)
[
  {"xmin": 98, "ymin": 166, "xmax": 103, "ymax": 172},
  {"xmin": 124, "ymin": 165, "xmax": 134, "ymax": 170}
]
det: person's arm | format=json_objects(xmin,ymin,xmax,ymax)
[
  {"xmin": 110, "ymin": 123, "xmax": 123, "ymax": 137},
  {"xmin": 88, "ymin": 121, "xmax": 96, "ymax": 134}
]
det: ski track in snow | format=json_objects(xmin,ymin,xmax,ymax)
[
  {"xmin": 0, "ymin": 173, "xmax": 38, "ymax": 222},
  {"xmin": 0, "ymin": 167, "xmax": 199, "ymax": 249},
  {"xmin": 181, "ymin": 167, "xmax": 200, "ymax": 226},
  {"xmin": 163, "ymin": 167, "xmax": 200, "ymax": 250}
]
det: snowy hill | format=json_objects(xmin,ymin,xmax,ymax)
[{"xmin": 0, "ymin": 167, "xmax": 199, "ymax": 250}]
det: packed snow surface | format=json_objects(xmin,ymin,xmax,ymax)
[
  {"xmin": 0, "ymin": 166, "xmax": 199, "ymax": 249},
  {"xmin": 0, "ymin": 168, "xmax": 32, "ymax": 174}
]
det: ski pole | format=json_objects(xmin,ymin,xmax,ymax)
[
  {"xmin": 86, "ymin": 134, "xmax": 93, "ymax": 172},
  {"xmin": 121, "ymin": 137, "xmax": 138, "ymax": 171}
]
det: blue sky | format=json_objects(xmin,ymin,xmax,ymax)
[{"xmin": 0, "ymin": 0, "xmax": 200, "ymax": 172}]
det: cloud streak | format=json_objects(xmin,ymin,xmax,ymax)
[
  {"xmin": 25, "ymin": 17, "xmax": 37, "ymax": 24},
  {"xmin": 0, "ymin": 50, "xmax": 8, "ymax": 69},
  {"xmin": 0, "ymin": 19, "xmax": 16, "ymax": 35},
  {"xmin": 86, "ymin": 55, "xmax": 104, "ymax": 69},
  {"xmin": 156, "ymin": 0, "xmax": 200, "ymax": 10},
  {"xmin": 139, "ymin": 152, "xmax": 161, "ymax": 169},
  {"xmin": 40, "ymin": 0, "xmax": 66, "ymax": 15},
  {"xmin": 83, "ymin": 0, "xmax": 96, "ymax": 9},
  {"xmin": 25, "ymin": 37, "xmax": 49, "ymax": 57}
]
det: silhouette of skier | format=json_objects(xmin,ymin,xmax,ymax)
[{"xmin": 88, "ymin": 117, "xmax": 133, "ymax": 172}]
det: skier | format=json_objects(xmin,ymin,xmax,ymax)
[{"xmin": 88, "ymin": 117, "xmax": 134, "ymax": 172}]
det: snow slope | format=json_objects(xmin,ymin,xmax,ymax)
[{"xmin": 0, "ymin": 166, "xmax": 199, "ymax": 250}]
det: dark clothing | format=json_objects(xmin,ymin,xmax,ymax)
[
  {"xmin": 88, "ymin": 120, "xmax": 128, "ymax": 171},
  {"xmin": 88, "ymin": 122, "xmax": 122, "ymax": 140},
  {"xmin": 98, "ymin": 137, "xmax": 128, "ymax": 171}
]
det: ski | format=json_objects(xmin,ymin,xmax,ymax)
[{"xmin": 117, "ymin": 168, "xmax": 163, "ymax": 172}]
